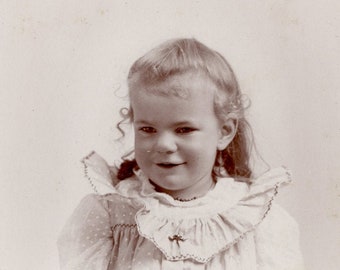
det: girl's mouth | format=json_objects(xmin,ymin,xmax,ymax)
[{"xmin": 156, "ymin": 163, "xmax": 184, "ymax": 168}]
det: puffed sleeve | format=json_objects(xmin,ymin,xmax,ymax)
[
  {"xmin": 255, "ymin": 203, "xmax": 305, "ymax": 270},
  {"xmin": 57, "ymin": 194, "xmax": 113, "ymax": 270}
]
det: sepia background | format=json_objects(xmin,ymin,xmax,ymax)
[{"xmin": 1, "ymin": 1, "xmax": 339, "ymax": 269}]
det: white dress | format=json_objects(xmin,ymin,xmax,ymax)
[{"xmin": 58, "ymin": 152, "xmax": 304, "ymax": 270}]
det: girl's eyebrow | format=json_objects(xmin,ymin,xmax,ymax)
[
  {"xmin": 134, "ymin": 120, "xmax": 152, "ymax": 125},
  {"xmin": 133, "ymin": 120, "xmax": 153, "ymax": 126},
  {"xmin": 172, "ymin": 120, "xmax": 196, "ymax": 126}
]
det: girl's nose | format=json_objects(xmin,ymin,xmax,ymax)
[{"xmin": 154, "ymin": 132, "xmax": 177, "ymax": 153}]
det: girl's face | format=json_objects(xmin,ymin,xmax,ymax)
[{"xmin": 130, "ymin": 73, "xmax": 233, "ymax": 199}]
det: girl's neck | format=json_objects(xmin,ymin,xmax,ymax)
[{"xmin": 150, "ymin": 176, "xmax": 216, "ymax": 202}]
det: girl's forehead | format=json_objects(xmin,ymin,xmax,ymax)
[{"xmin": 130, "ymin": 74, "xmax": 218, "ymax": 124}]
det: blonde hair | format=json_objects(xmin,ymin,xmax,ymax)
[{"xmin": 117, "ymin": 38, "xmax": 253, "ymax": 181}]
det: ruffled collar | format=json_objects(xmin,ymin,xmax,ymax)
[
  {"xmin": 82, "ymin": 151, "xmax": 292, "ymax": 263},
  {"xmin": 134, "ymin": 168, "xmax": 254, "ymax": 212}
]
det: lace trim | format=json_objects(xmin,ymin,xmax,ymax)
[
  {"xmin": 81, "ymin": 151, "xmax": 118, "ymax": 193},
  {"xmin": 82, "ymin": 151, "xmax": 99, "ymax": 193},
  {"xmin": 111, "ymin": 224, "xmax": 137, "ymax": 232}
]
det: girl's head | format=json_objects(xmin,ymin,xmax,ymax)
[{"xmin": 118, "ymin": 38, "xmax": 253, "ymax": 194}]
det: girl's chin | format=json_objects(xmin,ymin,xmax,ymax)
[{"xmin": 149, "ymin": 178, "xmax": 187, "ymax": 193}]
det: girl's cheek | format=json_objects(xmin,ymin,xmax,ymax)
[{"xmin": 135, "ymin": 136, "xmax": 152, "ymax": 149}]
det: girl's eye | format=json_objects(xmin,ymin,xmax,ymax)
[
  {"xmin": 139, "ymin": 127, "xmax": 156, "ymax": 134},
  {"xmin": 175, "ymin": 127, "xmax": 197, "ymax": 134}
]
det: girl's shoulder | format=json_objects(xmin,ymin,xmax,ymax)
[
  {"xmin": 78, "ymin": 192, "xmax": 138, "ymax": 208},
  {"xmin": 256, "ymin": 202, "xmax": 300, "ymax": 238},
  {"xmin": 244, "ymin": 166, "xmax": 297, "ymax": 233},
  {"xmin": 68, "ymin": 193, "xmax": 138, "ymax": 223},
  {"xmin": 249, "ymin": 169, "xmax": 304, "ymax": 269},
  {"xmin": 254, "ymin": 203, "xmax": 304, "ymax": 269}
]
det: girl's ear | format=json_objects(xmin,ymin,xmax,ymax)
[{"xmin": 217, "ymin": 118, "xmax": 237, "ymax": 151}]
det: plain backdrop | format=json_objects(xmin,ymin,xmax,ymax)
[{"xmin": 1, "ymin": 1, "xmax": 339, "ymax": 269}]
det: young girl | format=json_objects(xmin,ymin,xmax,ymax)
[{"xmin": 58, "ymin": 38, "xmax": 304, "ymax": 269}]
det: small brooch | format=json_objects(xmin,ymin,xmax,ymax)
[{"xmin": 168, "ymin": 234, "xmax": 186, "ymax": 245}]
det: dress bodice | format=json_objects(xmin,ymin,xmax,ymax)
[{"xmin": 57, "ymin": 152, "xmax": 304, "ymax": 270}]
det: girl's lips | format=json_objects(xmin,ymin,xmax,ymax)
[{"xmin": 156, "ymin": 162, "xmax": 185, "ymax": 168}]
